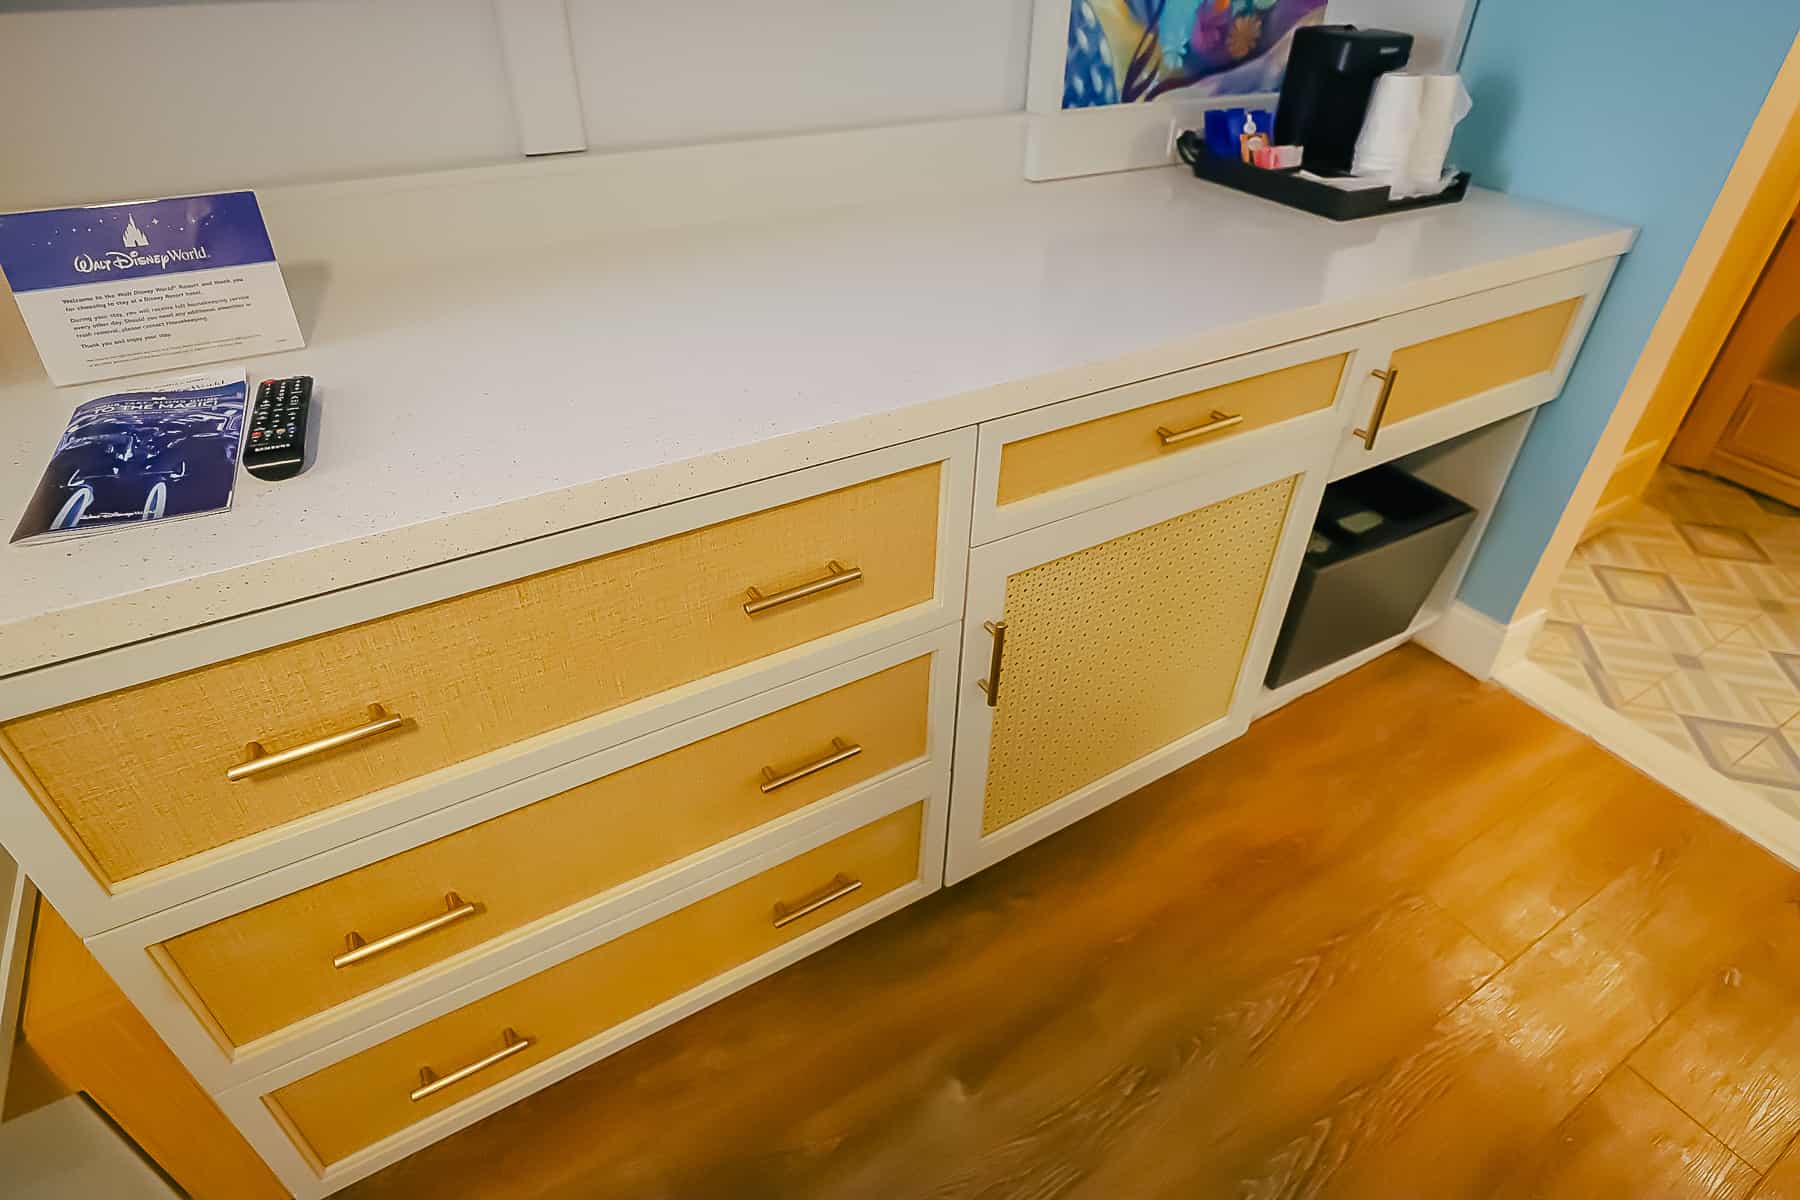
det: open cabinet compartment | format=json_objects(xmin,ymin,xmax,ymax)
[
  {"xmin": 1260, "ymin": 412, "xmax": 1537, "ymax": 709},
  {"xmin": 1265, "ymin": 465, "xmax": 1476, "ymax": 688}
]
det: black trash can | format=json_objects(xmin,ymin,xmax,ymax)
[{"xmin": 1265, "ymin": 463, "xmax": 1477, "ymax": 688}]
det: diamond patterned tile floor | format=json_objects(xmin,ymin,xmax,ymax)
[{"xmin": 1529, "ymin": 465, "xmax": 1800, "ymax": 797}]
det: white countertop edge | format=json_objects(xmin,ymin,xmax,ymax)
[{"xmin": 0, "ymin": 224, "xmax": 1632, "ymax": 681}]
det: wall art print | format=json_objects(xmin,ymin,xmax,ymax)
[{"xmin": 1062, "ymin": 0, "xmax": 1328, "ymax": 108}]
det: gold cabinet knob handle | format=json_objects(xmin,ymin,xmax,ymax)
[
  {"xmin": 1354, "ymin": 368, "xmax": 1400, "ymax": 450},
  {"xmin": 334, "ymin": 892, "xmax": 480, "ymax": 969},
  {"xmin": 1156, "ymin": 409, "xmax": 1244, "ymax": 447},
  {"xmin": 771, "ymin": 873, "xmax": 863, "ymax": 928},
  {"xmin": 975, "ymin": 620, "xmax": 1007, "ymax": 708},
  {"xmin": 743, "ymin": 560, "xmax": 863, "ymax": 616},
  {"xmin": 227, "ymin": 702, "xmax": 405, "ymax": 781},
  {"xmin": 759, "ymin": 738, "xmax": 863, "ymax": 793},
  {"xmin": 410, "ymin": 1027, "xmax": 534, "ymax": 1102}
]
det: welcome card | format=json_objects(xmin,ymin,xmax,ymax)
[{"xmin": 0, "ymin": 192, "xmax": 303, "ymax": 385}]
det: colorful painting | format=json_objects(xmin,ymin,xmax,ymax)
[{"xmin": 1062, "ymin": 0, "xmax": 1329, "ymax": 108}]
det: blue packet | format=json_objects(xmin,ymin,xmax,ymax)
[{"xmin": 1203, "ymin": 109, "xmax": 1239, "ymax": 158}]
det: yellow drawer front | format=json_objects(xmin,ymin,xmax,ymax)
[
  {"xmin": 1384, "ymin": 298, "xmax": 1581, "ymax": 425},
  {"xmin": 156, "ymin": 656, "xmax": 933, "ymax": 1049},
  {"xmin": 996, "ymin": 355, "xmax": 1344, "ymax": 507},
  {"xmin": 268, "ymin": 803, "xmax": 924, "ymax": 1170},
  {"xmin": 0, "ymin": 465, "xmax": 940, "ymax": 886},
  {"xmin": 983, "ymin": 476, "xmax": 1296, "ymax": 834}
]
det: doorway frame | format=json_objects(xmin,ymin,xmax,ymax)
[{"xmin": 1513, "ymin": 32, "xmax": 1800, "ymax": 620}]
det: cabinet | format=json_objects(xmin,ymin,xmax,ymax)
[
  {"xmin": 945, "ymin": 448, "xmax": 1329, "ymax": 881},
  {"xmin": 0, "ymin": 200, "xmax": 1628, "ymax": 1198}
]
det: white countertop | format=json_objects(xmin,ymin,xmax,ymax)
[{"xmin": 0, "ymin": 164, "xmax": 1633, "ymax": 677}]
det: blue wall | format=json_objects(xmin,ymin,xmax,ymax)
[{"xmin": 1454, "ymin": 0, "xmax": 1796, "ymax": 621}]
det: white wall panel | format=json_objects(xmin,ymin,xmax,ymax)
[
  {"xmin": 0, "ymin": 1, "xmax": 1469, "ymax": 216},
  {"xmin": 0, "ymin": 0, "xmax": 519, "ymax": 208},
  {"xmin": 565, "ymin": 0, "xmax": 1035, "ymax": 151},
  {"xmin": 494, "ymin": 0, "xmax": 588, "ymax": 155}
]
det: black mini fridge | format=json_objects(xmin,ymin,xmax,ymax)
[{"xmin": 1265, "ymin": 464, "xmax": 1476, "ymax": 688}]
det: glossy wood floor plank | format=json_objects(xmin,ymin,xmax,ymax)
[
  {"xmin": 1425, "ymin": 749, "xmax": 1693, "ymax": 960},
  {"xmin": 342, "ymin": 648, "xmax": 1800, "ymax": 1200},
  {"xmin": 1632, "ymin": 901, "xmax": 1800, "ymax": 1169},
  {"xmin": 1754, "ymin": 1142, "xmax": 1800, "ymax": 1199},
  {"xmin": 1222, "ymin": 804, "xmax": 1796, "ymax": 1200},
  {"xmin": 1491, "ymin": 1068, "xmax": 1758, "ymax": 1200}
]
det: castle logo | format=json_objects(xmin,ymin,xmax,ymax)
[{"xmin": 74, "ymin": 212, "xmax": 206, "ymax": 274}]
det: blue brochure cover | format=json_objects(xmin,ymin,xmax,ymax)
[{"xmin": 11, "ymin": 368, "xmax": 247, "ymax": 543}]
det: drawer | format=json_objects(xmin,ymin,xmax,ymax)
[
  {"xmin": 154, "ymin": 655, "xmax": 933, "ymax": 1050},
  {"xmin": 1333, "ymin": 261, "xmax": 1611, "ymax": 477},
  {"xmin": 265, "ymin": 802, "xmax": 924, "ymax": 1170},
  {"xmin": 0, "ymin": 462, "xmax": 943, "ymax": 888},
  {"xmin": 1382, "ymin": 298, "xmax": 1582, "ymax": 426},
  {"xmin": 973, "ymin": 332, "xmax": 1362, "ymax": 542}
]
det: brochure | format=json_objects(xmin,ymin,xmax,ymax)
[{"xmin": 10, "ymin": 368, "xmax": 247, "ymax": 544}]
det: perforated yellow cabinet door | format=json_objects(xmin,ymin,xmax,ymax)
[{"xmin": 980, "ymin": 476, "xmax": 1297, "ymax": 835}]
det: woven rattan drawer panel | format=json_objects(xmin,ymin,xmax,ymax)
[
  {"xmin": 996, "ymin": 355, "xmax": 1344, "ymax": 507},
  {"xmin": 1385, "ymin": 298, "xmax": 1581, "ymax": 425},
  {"xmin": 157, "ymin": 655, "xmax": 933, "ymax": 1048},
  {"xmin": 981, "ymin": 476, "xmax": 1296, "ymax": 833},
  {"xmin": 268, "ymin": 802, "xmax": 924, "ymax": 1169},
  {"xmin": 1, "ymin": 464, "xmax": 940, "ymax": 886}
]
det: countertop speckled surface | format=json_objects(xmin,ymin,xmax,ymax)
[{"xmin": 0, "ymin": 168, "xmax": 1632, "ymax": 676}]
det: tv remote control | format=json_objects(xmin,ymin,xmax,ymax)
[{"xmin": 244, "ymin": 375, "xmax": 311, "ymax": 481}]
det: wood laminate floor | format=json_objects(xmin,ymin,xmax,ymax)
[{"xmin": 346, "ymin": 647, "xmax": 1800, "ymax": 1200}]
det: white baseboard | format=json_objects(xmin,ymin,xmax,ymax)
[
  {"xmin": 1414, "ymin": 601, "xmax": 1546, "ymax": 681},
  {"xmin": 1498, "ymin": 660, "xmax": 1800, "ymax": 872}
]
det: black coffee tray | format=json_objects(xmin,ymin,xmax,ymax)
[{"xmin": 1175, "ymin": 131, "xmax": 1469, "ymax": 221}]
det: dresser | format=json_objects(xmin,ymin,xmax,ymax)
[{"xmin": 0, "ymin": 161, "xmax": 1633, "ymax": 1198}]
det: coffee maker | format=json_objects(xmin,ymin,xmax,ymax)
[{"xmin": 1275, "ymin": 25, "xmax": 1414, "ymax": 174}]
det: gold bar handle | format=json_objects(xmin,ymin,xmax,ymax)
[
  {"xmin": 975, "ymin": 620, "xmax": 1007, "ymax": 708},
  {"xmin": 1354, "ymin": 368, "xmax": 1400, "ymax": 450},
  {"xmin": 409, "ymin": 1028, "xmax": 533, "ymax": 1103},
  {"xmin": 743, "ymin": 560, "xmax": 863, "ymax": 616},
  {"xmin": 227, "ymin": 703, "xmax": 405, "ymax": 781},
  {"xmin": 771, "ymin": 873, "xmax": 863, "ymax": 929},
  {"xmin": 759, "ymin": 737, "xmax": 863, "ymax": 794},
  {"xmin": 1156, "ymin": 409, "xmax": 1244, "ymax": 447},
  {"xmin": 334, "ymin": 892, "xmax": 480, "ymax": 969}
]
